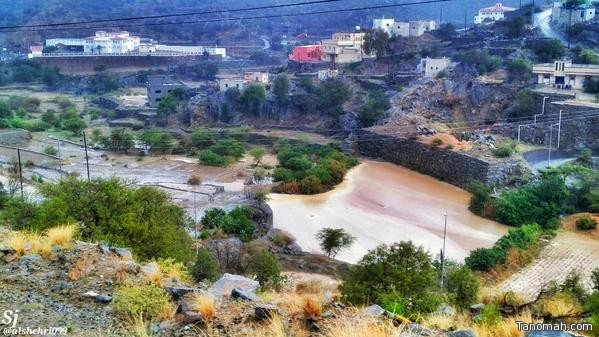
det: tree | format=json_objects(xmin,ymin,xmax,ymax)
[
  {"xmin": 507, "ymin": 59, "xmax": 532, "ymax": 82},
  {"xmin": 240, "ymin": 84, "xmax": 266, "ymax": 115},
  {"xmin": 318, "ymin": 79, "xmax": 352, "ymax": 116},
  {"xmin": 465, "ymin": 248, "xmax": 501, "ymax": 271},
  {"xmin": 437, "ymin": 23, "xmax": 456, "ymax": 41},
  {"xmin": 446, "ymin": 265, "xmax": 480, "ymax": 310},
  {"xmin": 468, "ymin": 181, "xmax": 492, "ymax": 216},
  {"xmin": 139, "ymin": 129, "xmax": 174, "ymax": 154},
  {"xmin": 101, "ymin": 128, "xmax": 134, "ymax": 153},
  {"xmin": 358, "ymin": 89, "xmax": 390, "ymax": 127},
  {"xmin": 62, "ymin": 118, "xmax": 87, "ymax": 135},
  {"xmin": 156, "ymin": 94, "xmax": 177, "ymax": 123},
  {"xmin": 363, "ymin": 29, "xmax": 389, "ymax": 59},
  {"xmin": 531, "ymin": 39, "xmax": 566, "ymax": 62},
  {"xmin": 341, "ymin": 241, "xmax": 440, "ymax": 313},
  {"xmin": 192, "ymin": 248, "xmax": 221, "ymax": 282},
  {"xmin": 0, "ymin": 100, "xmax": 12, "ymax": 118},
  {"xmin": 508, "ymin": 89, "xmax": 535, "ymax": 120},
  {"xmin": 273, "ymin": 73, "xmax": 290, "ymax": 106},
  {"xmin": 249, "ymin": 147, "xmax": 267, "ymax": 166},
  {"xmin": 315, "ymin": 228, "xmax": 356, "ymax": 257},
  {"xmin": 507, "ymin": 16, "xmax": 527, "ymax": 38}
]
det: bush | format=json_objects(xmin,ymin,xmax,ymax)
[
  {"xmin": 1, "ymin": 178, "xmax": 194, "ymax": 262},
  {"xmin": 341, "ymin": 241, "xmax": 439, "ymax": 314},
  {"xmin": 112, "ymin": 282, "xmax": 172, "ymax": 320},
  {"xmin": 299, "ymin": 175, "xmax": 322, "ymax": 194},
  {"xmin": 480, "ymin": 302, "xmax": 502, "ymax": 326},
  {"xmin": 43, "ymin": 146, "xmax": 58, "ymax": 156},
  {"xmin": 244, "ymin": 249, "xmax": 282, "ymax": 288},
  {"xmin": 199, "ymin": 149, "xmax": 228, "ymax": 167},
  {"xmin": 273, "ymin": 167, "xmax": 295, "ymax": 182},
  {"xmin": 455, "ymin": 49, "xmax": 500, "ymax": 74},
  {"xmin": 446, "ymin": 265, "xmax": 480, "ymax": 310},
  {"xmin": 201, "ymin": 208, "xmax": 227, "ymax": 229},
  {"xmin": 530, "ymin": 39, "xmax": 566, "ymax": 63},
  {"xmin": 577, "ymin": 215, "xmax": 597, "ymax": 230},
  {"xmin": 315, "ymin": 227, "xmax": 356, "ymax": 258},
  {"xmin": 431, "ymin": 138, "xmax": 444, "ymax": 148},
  {"xmin": 492, "ymin": 144, "xmax": 514, "ymax": 158},
  {"xmin": 187, "ymin": 175, "xmax": 202, "ymax": 186},
  {"xmin": 468, "ymin": 181, "xmax": 492, "ymax": 216},
  {"xmin": 465, "ymin": 248, "xmax": 501, "ymax": 271},
  {"xmin": 192, "ymin": 248, "xmax": 221, "ymax": 282},
  {"xmin": 220, "ymin": 206, "xmax": 256, "ymax": 241}
]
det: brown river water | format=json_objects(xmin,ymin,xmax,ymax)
[{"xmin": 268, "ymin": 160, "xmax": 508, "ymax": 263}]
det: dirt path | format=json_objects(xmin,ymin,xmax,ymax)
[{"xmin": 499, "ymin": 231, "xmax": 599, "ymax": 300}]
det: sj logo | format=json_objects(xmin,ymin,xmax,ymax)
[{"xmin": 1, "ymin": 310, "xmax": 19, "ymax": 328}]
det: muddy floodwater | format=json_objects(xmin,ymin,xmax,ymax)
[{"xmin": 268, "ymin": 160, "xmax": 508, "ymax": 263}]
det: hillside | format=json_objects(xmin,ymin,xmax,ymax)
[{"xmin": 0, "ymin": 0, "xmax": 524, "ymax": 48}]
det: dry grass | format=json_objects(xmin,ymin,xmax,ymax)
[
  {"xmin": 145, "ymin": 268, "xmax": 163, "ymax": 284},
  {"xmin": 253, "ymin": 315, "xmax": 288, "ymax": 337},
  {"xmin": 157, "ymin": 302, "xmax": 177, "ymax": 321},
  {"xmin": 6, "ymin": 232, "xmax": 28, "ymax": 256},
  {"xmin": 45, "ymin": 224, "xmax": 77, "ymax": 246},
  {"xmin": 29, "ymin": 234, "xmax": 53, "ymax": 257},
  {"xmin": 540, "ymin": 293, "xmax": 582, "ymax": 318},
  {"xmin": 302, "ymin": 297, "xmax": 323, "ymax": 319},
  {"xmin": 126, "ymin": 315, "xmax": 154, "ymax": 337},
  {"xmin": 323, "ymin": 318, "xmax": 399, "ymax": 337},
  {"xmin": 422, "ymin": 313, "xmax": 456, "ymax": 331},
  {"xmin": 476, "ymin": 310, "xmax": 536, "ymax": 337},
  {"xmin": 189, "ymin": 293, "xmax": 216, "ymax": 321},
  {"xmin": 295, "ymin": 280, "xmax": 324, "ymax": 295}
]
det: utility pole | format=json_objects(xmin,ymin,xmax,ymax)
[
  {"xmin": 193, "ymin": 192, "xmax": 199, "ymax": 255},
  {"xmin": 440, "ymin": 211, "xmax": 448, "ymax": 290},
  {"xmin": 439, "ymin": 7, "xmax": 443, "ymax": 26},
  {"xmin": 57, "ymin": 139, "xmax": 63, "ymax": 180},
  {"xmin": 556, "ymin": 109, "xmax": 562, "ymax": 149},
  {"xmin": 464, "ymin": 11, "xmax": 467, "ymax": 32},
  {"xmin": 568, "ymin": 9, "xmax": 572, "ymax": 49},
  {"xmin": 548, "ymin": 122, "xmax": 559, "ymax": 166},
  {"xmin": 82, "ymin": 131, "xmax": 90, "ymax": 182},
  {"xmin": 17, "ymin": 148, "xmax": 23, "ymax": 199}
]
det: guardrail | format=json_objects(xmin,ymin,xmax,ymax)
[{"xmin": 34, "ymin": 52, "xmax": 224, "ymax": 58}]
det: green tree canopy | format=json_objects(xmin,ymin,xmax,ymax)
[
  {"xmin": 240, "ymin": 84, "xmax": 266, "ymax": 115},
  {"xmin": 273, "ymin": 73, "xmax": 290, "ymax": 106},
  {"xmin": 315, "ymin": 227, "xmax": 356, "ymax": 257}
]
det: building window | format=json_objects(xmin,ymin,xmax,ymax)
[
  {"xmin": 155, "ymin": 90, "xmax": 161, "ymax": 94},
  {"xmin": 156, "ymin": 98, "xmax": 162, "ymax": 102},
  {"xmin": 544, "ymin": 74, "xmax": 550, "ymax": 79}
]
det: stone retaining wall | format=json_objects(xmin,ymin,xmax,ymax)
[{"xmin": 356, "ymin": 130, "xmax": 520, "ymax": 188}]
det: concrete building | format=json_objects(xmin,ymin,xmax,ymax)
[
  {"xmin": 417, "ymin": 57, "xmax": 452, "ymax": 77},
  {"xmin": 146, "ymin": 75, "xmax": 188, "ymax": 108},
  {"xmin": 153, "ymin": 45, "xmax": 226, "ymax": 57},
  {"xmin": 321, "ymin": 32, "xmax": 373, "ymax": 64},
  {"xmin": 289, "ymin": 45, "xmax": 324, "ymax": 63},
  {"xmin": 46, "ymin": 31, "xmax": 141, "ymax": 54},
  {"xmin": 372, "ymin": 19, "xmax": 436, "ymax": 37},
  {"xmin": 318, "ymin": 69, "xmax": 339, "ymax": 81},
  {"xmin": 533, "ymin": 60, "xmax": 599, "ymax": 90},
  {"xmin": 474, "ymin": 3, "xmax": 516, "ymax": 24},
  {"xmin": 551, "ymin": 1, "xmax": 596, "ymax": 26},
  {"xmin": 219, "ymin": 78, "xmax": 249, "ymax": 92},
  {"xmin": 243, "ymin": 72, "xmax": 270, "ymax": 84},
  {"xmin": 28, "ymin": 46, "xmax": 43, "ymax": 58}
]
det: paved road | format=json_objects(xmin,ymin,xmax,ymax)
[{"xmin": 533, "ymin": 8, "xmax": 568, "ymax": 45}]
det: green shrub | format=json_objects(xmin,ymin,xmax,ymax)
[
  {"xmin": 480, "ymin": 302, "xmax": 502, "ymax": 326},
  {"xmin": 192, "ymin": 248, "xmax": 221, "ymax": 282},
  {"xmin": 592, "ymin": 268, "xmax": 599, "ymax": 292},
  {"xmin": 244, "ymin": 249, "xmax": 282, "ymax": 289},
  {"xmin": 43, "ymin": 146, "xmax": 58, "ymax": 156},
  {"xmin": 492, "ymin": 145, "xmax": 513, "ymax": 158},
  {"xmin": 112, "ymin": 282, "xmax": 172, "ymax": 320},
  {"xmin": 465, "ymin": 248, "xmax": 502, "ymax": 271},
  {"xmin": 199, "ymin": 149, "xmax": 228, "ymax": 167},
  {"xmin": 210, "ymin": 138, "xmax": 245, "ymax": 160},
  {"xmin": 431, "ymin": 138, "xmax": 444, "ymax": 148},
  {"xmin": 379, "ymin": 291, "xmax": 409, "ymax": 316},
  {"xmin": 468, "ymin": 181, "xmax": 492, "ymax": 216},
  {"xmin": 446, "ymin": 265, "xmax": 480, "ymax": 310},
  {"xmin": 273, "ymin": 168, "xmax": 295, "ymax": 182},
  {"xmin": 201, "ymin": 208, "xmax": 227, "ymax": 229},
  {"xmin": 221, "ymin": 206, "xmax": 256, "ymax": 241},
  {"xmin": 576, "ymin": 215, "xmax": 597, "ymax": 230},
  {"xmin": 299, "ymin": 175, "xmax": 322, "ymax": 194}
]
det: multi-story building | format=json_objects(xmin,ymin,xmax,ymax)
[
  {"xmin": 288, "ymin": 45, "xmax": 324, "ymax": 63},
  {"xmin": 219, "ymin": 78, "xmax": 249, "ymax": 92},
  {"xmin": 153, "ymin": 45, "xmax": 227, "ymax": 57},
  {"xmin": 417, "ymin": 57, "xmax": 452, "ymax": 77},
  {"xmin": 146, "ymin": 75, "xmax": 188, "ymax": 108},
  {"xmin": 533, "ymin": 60, "xmax": 599, "ymax": 90},
  {"xmin": 321, "ymin": 33, "xmax": 373, "ymax": 64},
  {"xmin": 372, "ymin": 19, "xmax": 436, "ymax": 37},
  {"xmin": 46, "ymin": 31, "xmax": 141, "ymax": 54},
  {"xmin": 474, "ymin": 3, "xmax": 516, "ymax": 24},
  {"xmin": 551, "ymin": 1, "xmax": 596, "ymax": 26}
]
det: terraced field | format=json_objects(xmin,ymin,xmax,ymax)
[{"xmin": 500, "ymin": 231, "xmax": 599, "ymax": 300}]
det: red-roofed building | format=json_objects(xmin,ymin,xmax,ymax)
[
  {"xmin": 28, "ymin": 45, "xmax": 43, "ymax": 58},
  {"xmin": 474, "ymin": 3, "xmax": 516, "ymax": 24},
  {"xmin": 289, "ymin": 45, "xmax": 324, "ymax": 63}
]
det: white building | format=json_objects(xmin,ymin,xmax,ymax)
[
  {"xmin": 243, "ymin": 72, "xmax": 270, "ymax": 84},
  {"xmin": 46, "ymin": 31, "xmax": 141, "ymax": 54},
  {"xmin": 533, "ymin": 60, "xmax": 599, "ymax": 90},
  {"xmin": 219, "ymin": 78, "xmax": 249, "ymax": 92},
  {"xmin": 321, "ymin": 32, "xmax": 372, "ymax": 64},
  {"xmin": 474, "ymin": 3, "xmax": 516, "ymax": 24},
  {"xmin": 154, "ymin": 45, "xmax": 227, "ymax": 57},
  {"xmin": 417, "ymin": 57, "xmax": 452, "ymax": 77},
  {"xmin": 551, "ymin": 1, "xmax": 596, "ymax": 26},
  {"xmin": 372, "ymin": 19, "xmax": 436, "ymax": 37},
  {"xmin": 28, "ymin": 45, "xmax": 43, "ymax": 59},
  {"xmin": 317, "ymin": 69, "xmax": 339, "ymax": 81}
]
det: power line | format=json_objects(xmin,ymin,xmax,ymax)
[
  {"xmin": 0, "ymin": 0, "xmax": 344, "ymax": 30},
  {"xmin": 0, "ymin": 0, "xmax": 457, "ymax": 33}
]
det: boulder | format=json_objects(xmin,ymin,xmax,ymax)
[
  {"xmin": 141, "ymin": 262, "xmax": 160, "ymax": 275},
  {"xmin": 254, "ymin": 304, "xmax": 279, "ymax": 320},
  {"xmin": 231, "ymin": 288, "xmax": 257, "ymax": 301},
  {"xmin": 362, "ymin": 304, "xmax": 386, "ymax": 317},
  {"xmin": 97, "ymin": 242, "xmax": 110, "ymax": 255},
  {"xmin": 165, "ymin": 287, "xmax": 204, "ymax": 300},
  {"xmin": 448, "ymin": 329, "xmax": 476, "ymax": 337},
  {"xmin": 526, "ymin": 332, "xmax": 577, "ymax": 337},
  {"xmin": 179, "ymin": 311, "xmax": 204, "ymax": 325},
  {"xmin": 18, "ymin": 254, "xmax": 42, "ymax": 266},
  {"xmin": 470, "ymin": 303, "xmax": 485, "ymax": 316},
  {"xmin": 95, "ymin": 295, "xmax": 112, "ymax": 304},
  {"xmin": 437, "ymin": 303, "xmax": 454, "ymax": 316},
  {"xmin": 408, "ymin": 323, "xmax": 433, "ymax": 336},
  {"xmin": 208, "ymin": 273, "xmax": 259, "ymax": 297},
  {"xmin": 208, "ymin": 238, "xmax": 243, "ymax": 271},
  {"xmin": 0, "ymin": 245, "xmax": 16, "ymax": 254},
  {"xmin": 110, "ymin": 247, "xmax": 132, "ymax": 259}
]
